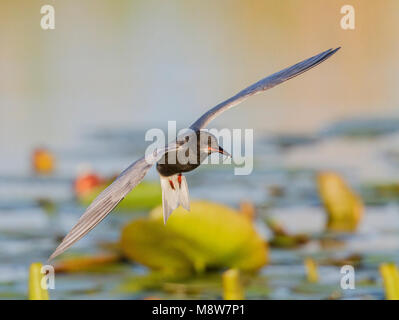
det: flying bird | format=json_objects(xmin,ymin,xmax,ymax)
[{"xmin": 49, "ymin": 47, "xmax": 340, "ymax": 260}]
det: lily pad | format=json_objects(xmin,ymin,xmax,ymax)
[
  {"xmin": 54, "ymin": 253, "xmax": 123, "ymax": 273},
  {"xmin": 264, "ymin": 216, "xmax": 310, "ymax": 248},
  {"xmin": 361, "ymin": 181, "xmax": 399, "ymax": 205},
  {"xmin": 222, "ymin": 269, "xmax": 244, "ymax": 300},
  {"xmin": 317, "ymin": 172, "xmax": 363, "ymax": 232},
  {"xmin": 28, "ymin": 262, "xmax": 49, "ymax": 300},
  {"xmin": 117, "ymin": 272, "xmax": 223, "ymax": 299},
  {"xmin": 78, "ymin": 181, "xmax": 162, "ymax": 211},
  {"xmin": 120, "ymin": 201, "xmax": 268, "ymax": 274},
  {"xmin": 380, "ymin": 263, "xmax": 399, "ymax": 300}
]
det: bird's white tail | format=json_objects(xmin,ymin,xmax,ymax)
[{"xmin": 160, "ymin": 174, "xmax": 190, "ymax": 223}]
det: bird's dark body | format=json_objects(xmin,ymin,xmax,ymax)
[
  {"xmin": 156, "ymin": 132, "xmax": 203, "ymax": 177},
  {"xmin": 156, "ymin": 154, "xmax": 200, "ymax": 176}
]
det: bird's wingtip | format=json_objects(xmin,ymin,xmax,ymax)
[
  {"xmin": 47, "ymin": 252, "xmax": 57, "ymax": 263},
  {"xmin": 47, "ymin": 245, "xmax": 63, "ymax": 262},
  {"xmin": 320, "ymin": 47, "xmax": 341, "ymax": 60},
  {"xmin": 323, "ymin": 47, "xmax": 341, "ymax": 55}
]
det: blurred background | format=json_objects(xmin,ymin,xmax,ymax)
[{"xmin": 1, "ymin": 0, "xmax": 399, "ymax": 300}]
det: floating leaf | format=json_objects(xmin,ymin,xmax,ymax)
[
  {"xmin": 269, "ymin": 234, "xmax": 309, "ymax": 248},
  {"xmin": 319, "ymin": 253, "xmax": 362, "ymax": 267},
  {"xmin": 54, "ymin": 253, "xmax": 122, "ymax": 273},
  {"xmin": 264, "ymin": 217, "xmax": 287, "ymax": 236},
  {"xmin": 74, "ymin": 172, "xmax": 103, "ymax": 197},
  {"xmin": 118, "ymin": 270, "xmax": 269, "ymax": 299},
  {"xmin": 244, "ymin": 275, "xmax": 271, "ymax": 298},
  {"xmin": 380, "ymin": 263, "xmax": 399, "ymax": 300},
  {"xmin": 317, "ymin": 172, "xmax": 363, "ymax": 232},
  {"xmin": 37, "ymin": 198, "xmax": 57, "ymax": 216},
  {"xmin": 222, "ymin": 269, "xmax": 244, "ymax": 300},
  {"xmin": 361, "ymin": 181, "xmax": 399, "ymax": 205},
  {"xmin": 265, "ymin": 216, "xmax": 309, "ymax": 248},
  {"xmin": 120, "ymin": 201, "xmax": 268, "ymax": 274},
  {"xmin": 32, "ymin": 148, "xmax": 55, "ymax": 174},
  {"xmin": 304, "ymin": 258, "xmax": 319, "ymax": 283},
  {"xmin": 28, "ymin": 262, "xmax": 49, "ymax": 300},
  {"xmin": 117, "ymin": 272, "xmax": 180, "ymax": 294},
  {"xmin": 117, "ymin": 272, "xmax": 223, "ymax": 299},
  {"xmin": 319, "ymin": 236, "xmax": 346, "ymax": 249},
  {"xmin": 78, "ymin": 181, "xmax": 162, "ymax": 211}
]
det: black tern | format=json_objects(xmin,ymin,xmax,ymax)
[{"xmin": 49, "ymin": 47, "xmax": 340, "ymax": 260}]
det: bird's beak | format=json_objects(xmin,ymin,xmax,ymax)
[
  {"xmin": 218, "ymin": 146, "xmax": 231, "ymax": 158},
  {"xmin": 209, "ymin": 146, "xmax": 231, "ymax": 158}
]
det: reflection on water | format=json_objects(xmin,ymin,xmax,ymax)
[{"xmin": 1, "ymin": 117, "xmax": 399, "ymax": 299}]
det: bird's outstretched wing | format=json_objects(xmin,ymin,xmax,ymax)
[
  {"xmin": 190, "ymin": 47, "xmax": 340, "ymax": 130},
  {"xmin": 48, "ymin": 145, "xmax": 176, "ymax": 261}
]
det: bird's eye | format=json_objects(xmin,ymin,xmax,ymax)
[{"xmin": 185, "ymin": 136, "xmax": 190, "ymax": 142}]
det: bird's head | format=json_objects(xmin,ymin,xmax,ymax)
[
  {"xmin": 198, "ymin": 131, "xmax": 231, "ymax": 158},
  {"xmin": 174, "ymin": 130, "xmax": 231, "ymax": 166}
]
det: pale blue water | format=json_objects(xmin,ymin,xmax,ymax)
[{"xmin": 1, "ymin": 117, "xmax": 399, "ymax": 299}]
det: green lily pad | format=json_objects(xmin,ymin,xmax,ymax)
[
  {"xmin": 78, "ymin": 181, "xmax": 162, "ymax": 211},
  {"xmin": 120, "ymin": 201, "xmax": 268, "ymax": 274}
]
